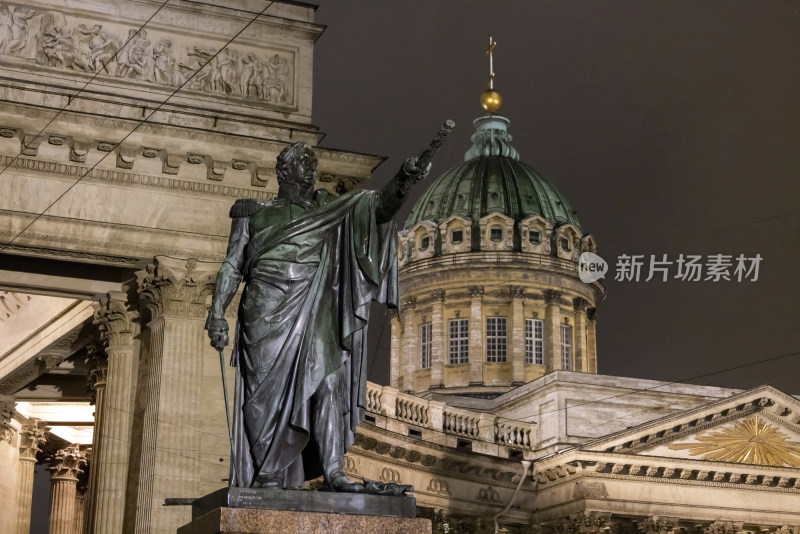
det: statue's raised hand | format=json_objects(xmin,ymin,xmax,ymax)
[
  {"xmin": 206, "ymin": 313, "xmax": 229, "ymax": 350},
  {"xmin": 398, "ymin": 119, "xmax": 454, "ymax": 195},
  {"xmin": 398, "ymin": 157, "xmax": 432, "ymax": 195}
]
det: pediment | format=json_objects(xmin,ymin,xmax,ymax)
[{"xmin": 583, "ymin": 386, "xmax": 800, "ymax": 469}]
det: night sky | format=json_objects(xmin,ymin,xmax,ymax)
[{"xmin": 311, "ymin": 1, "xmax": 800, "ymax": 393}]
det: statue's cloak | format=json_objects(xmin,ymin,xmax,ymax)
[{"xmin": 229, "ymin": 189, "xmax": 397, "ymax": 487}]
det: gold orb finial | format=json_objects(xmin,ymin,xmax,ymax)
[
  {"xmin": 481, "ymin": 37, "xmax": 502, "ymax": 113},
  {"xmin": 481, "ymin": 89, "xmax": 502, "ymax": 113}
]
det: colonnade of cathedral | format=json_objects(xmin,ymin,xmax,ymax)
[{"xmin": 0, "ymin": 256, "xmax": 230, "ymax": 534}]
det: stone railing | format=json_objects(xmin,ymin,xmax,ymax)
[
  {"xmin": 364, "ymin": 382, "xmax": 537, "ymax": 451},
  {"xmin": 495, "ymin": 420, "xmax": 535, "ymax": 450},
  {"xmin": 442, "ymin": 406, "xmax": 481, "ymax": 439}
]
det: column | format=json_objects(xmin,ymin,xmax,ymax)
[
  {"xmin": 587, "ymin": 307, "xmax": 598, "ymax": 373},
  {"xmin": 429, "ymin": 289, "xmax": 446, "ymax": 389},
  {"xmin": 468, "ymin": 286, "xmax": 484, "ymax": 385},
  {"xmin": 543, "ymin": 290, "xmax": 563, "ymax": 373},
  {"xmin": 75, "ymin": 470, "xmax": 88, "ymax": 534},
  {"xmin": 83, "ymin": 343, "xmax": 106, "ymax": 534},
  {"xmin": 131, "ymin": 257, "xmax": 216, "ymax": 534},
  {"xmin": 510, "ymin": 286, "xmax": 525, "ymax": 385},
  {"xmin": 48, "ymin": 446, "xmax": 87, "ymax": 534},
  {"xmin": 88, "ymin": 291, "xmax": 138, "ymax": 534},
  {"xmin": 16, "ymin": 419, "xmax": 46, "ymax": 534},
  {"xmin": 389, "ymin": 315, "xmax": 401, "ymax": 389},
  {"xmin": 401, "ymin": 297, "xmax": 417, "ymax": 393},
  {"xmin": 573, "ymin": 298, "xmax": 588, "ymax": 372},
  {"xmin": 0, "ymin": 396, "xmax": 17, "ymax": 534}
]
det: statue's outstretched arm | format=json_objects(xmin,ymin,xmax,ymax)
[
  {"xmin": 375, "ymin": 159, "xmax": 429, "ymax": 224},
  {"xmin": 375, "ymin": 120, "xmax": 455, "ymax": 223},
  {"xmin": 206, "ymin": 216, "xmax": 250, "ymax": 349}
]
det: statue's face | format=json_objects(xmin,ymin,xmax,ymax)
[{"xmin": 292, "ymin": 147, "xmax": 317, "ymax": 190}]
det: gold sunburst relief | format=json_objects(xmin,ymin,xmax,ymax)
[{"xmin": 668, "ymin": 417, "xmax": 800, "ymax": 467}]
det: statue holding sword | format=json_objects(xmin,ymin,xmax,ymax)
[{"xmin": 205, "ymin": 121, "xmax": 454, "ymax": 493}]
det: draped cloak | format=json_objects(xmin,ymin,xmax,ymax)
[{"xmin": 228, "ymin": 189, "xmax": 398, "ymax": 488}]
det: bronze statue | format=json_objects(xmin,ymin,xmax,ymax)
[{"xmin": 206, "ymin": 122, "xmax": 454, "ymax": 492}]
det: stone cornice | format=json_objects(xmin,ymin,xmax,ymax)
[
  {"xmin": 0, "ymin": 103, "xmax": 382, "ymax": 170},
  {"xmin": 0, "ymin": 242, "xmax": 140, "ymax": 266},
  {"xmin": 353, "ymin": 426, "xmax": 529, "ymax": 492},
  {"xmin": 0, "ymin": 212, "xmax": 225, "ymax": 263},
  {"xmin": 586, "ymin": 388, "xmax": 800, "ymax": 455},
  {"xmin": 0, "ymin": 155, "xmax": 274, "ymax": 201},
  {"xmin": 532, "ymin": 450, "xmax": 800, "ymax": 494}
]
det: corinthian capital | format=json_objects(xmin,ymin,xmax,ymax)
[
  {"xmin": 94, "ymin": 290, "xmax": 138, "ymax": 349},
  {"xmin": 49, "ymin": 445, "xmax": 87, "ymax": 481},
  {"xmin": 543, "ymin": 289, "xmax": 562, "ymax": 306},
  {"xmin": 573, "ymin": 297, "xmax": 588, "ymax": 312},
  {"xmin": 137, "ymin": 256, "xmax": 217, "ymax": 320},
  {"xmin": 19, "ymin": 418, "xmax": 47, "ymax": 460},
  {"xmin": 637, "ymin": 517, "xmax": 680, "ymax": 534},
  {"xmin": 468, "ymin": 285, "xmax": 485, "ymax": 299},
  {"xmin": 86, "ymin": 343, "xmax": 108, "ymax": 390},
  {"xmin": 0, "ymin": 395, "xmax": 15, "ymax": 445}
]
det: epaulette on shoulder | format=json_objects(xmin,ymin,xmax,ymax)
[{"xmin": 229, "ymin": 198, "xmax": 265, "ymax": 218}]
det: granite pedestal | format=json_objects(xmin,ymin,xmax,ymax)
[{"xmin": 177, "ymin": 488, "xmax": 432, "ymax": 534}]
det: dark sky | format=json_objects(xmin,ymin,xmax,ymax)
[{"xmin": 311, "ymin": 1, "xmax": 800, "ymax": 394}]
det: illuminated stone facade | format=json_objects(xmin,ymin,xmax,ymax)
[{"xmin": 0, "ymin": 2, "xmax": 798, "ymax": 534}]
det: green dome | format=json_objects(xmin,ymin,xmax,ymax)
[{"xmin": 404, "ymin": 115, "xmax": 583, "ymax": 233}]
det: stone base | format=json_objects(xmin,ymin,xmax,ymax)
[
  {"xmin": 191, "ymin": 488, "xmax": 417, "ymax": 520},
  {"xmin": 178, "ymin": 507, "xmax": 432, "ymax": 534}
]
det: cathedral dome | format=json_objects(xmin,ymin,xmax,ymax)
[
  {"xmin": 404, "ymin": 115, "xmax": 583, "ymax": 234},
  {"xmin": 392, "ymin": 111, "xmax": 602, "ymax": 397}
]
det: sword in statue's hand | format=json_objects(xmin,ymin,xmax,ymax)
[{"xmin": 217, "ymin": 346, "xmax": 235, "ymax": 463}]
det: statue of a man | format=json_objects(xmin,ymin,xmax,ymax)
[{"xmin": 205, "ymin": 140, "xmax": 432, "ymax": 492}]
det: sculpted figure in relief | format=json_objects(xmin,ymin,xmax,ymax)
[
  {"xmin": 35, "ymin": 13, "xmax": 76, "ymax": 69},
  {"xmin": 179, "ymin": 46, "xmax": 216, "ymax": 92},
  {"xmin": 264, "ymin": 53, "xmax": 288, "ymax": 103},
  {"xmin": 237, "ymin": 53, "xmax": 259, "ymax": 97},
  {"xmin": 76, "ymin": 24, "xmax": 119, "ymax": 73},
  {"xmin": 0, "ymin": 5, "xmax": 36, "ymax": 56},
  {"xmin": 151, "ymin": 39, "xmax": 175, "ymax": 85},
  {"xmin": 213, "ymin": 48, "xmax": 239, "ymax": 95},
  {"xmin": 116, "ymin": 29, "xmax": 151, "ymax": 80}
]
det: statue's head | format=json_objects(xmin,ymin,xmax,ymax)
[{"xmin": 276, "ymin": 142, "xmax": 317, "ymax": 193}]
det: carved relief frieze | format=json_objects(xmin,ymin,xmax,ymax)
[
  {"xmin": 0, "ymin": 6, "xmax": 296, "ymax": 107},
  {"xmin": 379, "ymin": 466, "xmax": 401, "ymax": 483},
  {"xmin": 476, "ymin": 485, "xmax": 501, "ymax": 503},
  {"xmin": 426, "ymin": 477, "xmax": 450, "ymax": 495}
]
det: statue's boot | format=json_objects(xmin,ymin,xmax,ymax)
[
  {"xmin": 253, "ymin": 473, "xmax": 282, "ymax": 489},
  {"xmin": 313, "ymin": 373, "xmax": 366, "ymax": 492},
  {"xmin": 327, "ymin": 469, "xmax": 365, "ymax": 492}
]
